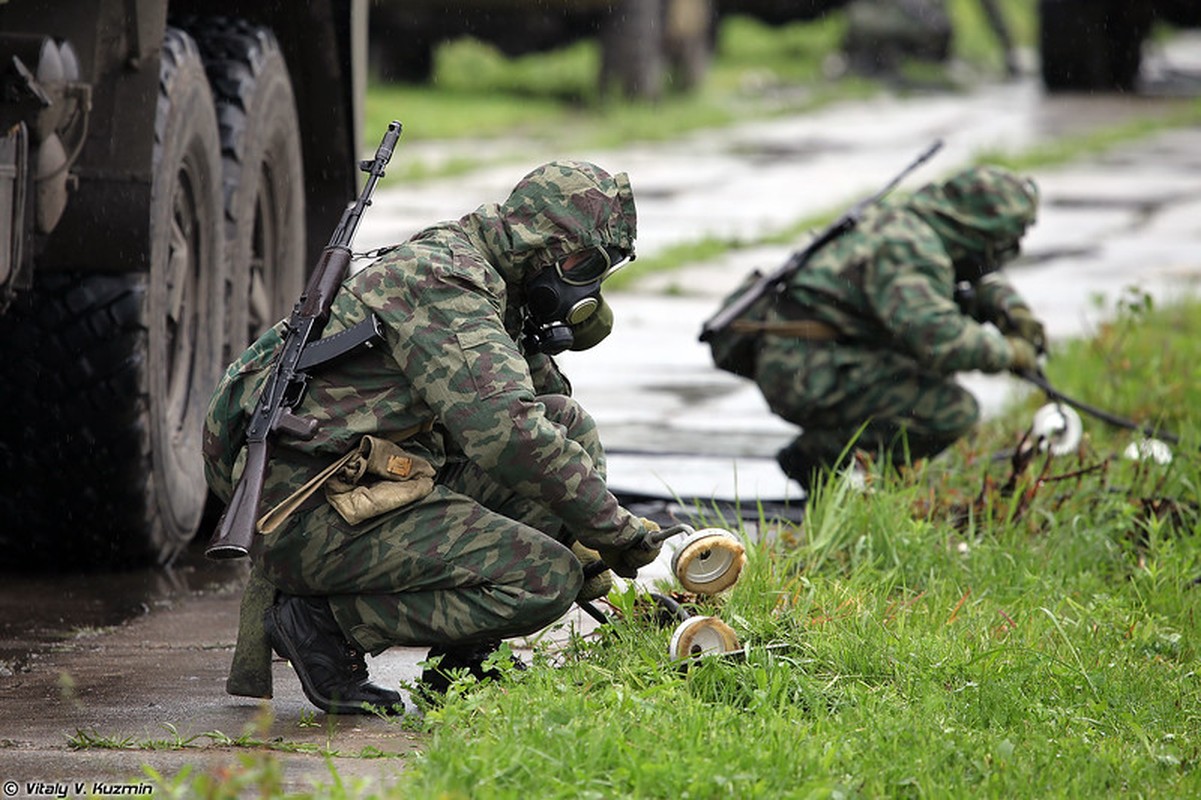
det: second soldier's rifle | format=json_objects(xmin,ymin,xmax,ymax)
[
  {"xmin": 699, "ymin": 139, "xmax": 944, "ymax": 342},
  {"xmin": 205, "ymin": 120, "xmax": 403, "ymax": 560}
]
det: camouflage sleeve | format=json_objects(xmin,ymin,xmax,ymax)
[
  {"xmin": 527, "ymin": 351, "xmax": 573, "ymax": 396},
  {"xmin": 869, "ymin": 238, "xmax": 1012, "ymax": 374},
  {"xmin": 202, "ymin": 371, "xmax": 241, "ymax": 503},
  {"xmin": 360, "ymin": 260, "xmax": 640, "ymax": 550},
  {"xmin": 972, "ymin": 272, "xmax": 1028, "ymax": 323}
]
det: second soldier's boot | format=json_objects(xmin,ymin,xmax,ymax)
[
  {"xmin": 417, "ymin": 639, "xmax": 526, "ymax": 701},
  {"xmin": 263, "ymin": 594, "xmax": 402, "ymax": 715},
  {"xmin": 776, "ymin": 443, "xmax": 824, "ymax": 495}
]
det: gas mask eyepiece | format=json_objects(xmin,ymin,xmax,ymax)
[{"xmin": 523, "ymin": 245, "xmax": 629, "ymax": 354}]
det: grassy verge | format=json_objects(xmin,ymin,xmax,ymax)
[
  {"xmin": 366, "ymin": 13, "xmax": 860, "ymax": 153},
  {"xmin": 385, "ymin": 292, "xmax": 1201, "ymax": 799}
]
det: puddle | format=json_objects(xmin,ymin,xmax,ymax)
[
  {"xmin": 642, "ymin": 380, "xmax": 743, "ymax": 404},
  {"xmin": 0, "ymin": 542, "xmax": 245, "ymax": 674}
]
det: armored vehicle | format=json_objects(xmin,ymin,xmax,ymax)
[
  {"xmin": 0, "ymin": 0, "xmax": 366, "ymax": 568},
  {"xmin": 1039, "ymin": 0, "xmax": 1201, "ymax": 91}
]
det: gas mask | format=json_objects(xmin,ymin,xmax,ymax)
[
  {"xmin": 953, "ymin": 237, "xmax": 1022, "ymax": 284},
  {"xmin": 523, "ymin": 244, "xmax": 629, "ymax": 354}
]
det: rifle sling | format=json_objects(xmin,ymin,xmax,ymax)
[
  {"xmin": 295, "ymin": 314, "xmax": 385, "ymax": 372},
  {"xmin": 728, "ymin": 317, "xmax": 841, "ymax": 341},
  {"xmin": 256, "ymin": 418, "xmax": 435, "ymax": 535}
]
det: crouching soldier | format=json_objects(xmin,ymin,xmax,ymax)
[
  {"xmin": 749, "ymin": 165, "xmax": 1046, "ymax": 490},
  {"xmin": 203, "ymin": 161, "xmax": 661, "ymax": 714}
]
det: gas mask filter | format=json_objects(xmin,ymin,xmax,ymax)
[{"xmin": 523, "ymin": 245, "xmax": 629, "ymax": 354}]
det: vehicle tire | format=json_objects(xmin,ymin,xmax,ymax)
[
  {"xmin": 1038, "ymin": 0, "xmax": 1149, "ymax": 92},
  {"xmin": 188, "ymin": 18, "xmax": 306, "ymax": 359},
  {"xmin": 0, "ymin": 29, "xmax": 226, "ymax": 568},
  {"xmin": 145, "ymin": 28, "xmax": 228, "ymax": 563}
]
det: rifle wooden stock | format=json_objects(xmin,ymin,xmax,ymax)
[
  {"xmin": 205, "ymin": 121, "xmax": 402, "ymax": 560},
  {"xmin": 299, "ymin": 246, "xmax": 352, "ymax": 319},
  {"xmin": 206, "ymin": 440, "xmax": 270, "ymax": 559}
]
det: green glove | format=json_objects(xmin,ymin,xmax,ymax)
[
  {"xmin": 596, "ymin": 519, "xmax": 663, "ymax": 579},
  {"xmin": 1004, "ymin": 306, "xmax": 1046, "ymax": 353},
  {"xmin": 1006, "ymin": 336, "xmax": 1039, "ymax": 374},
  {"xmin": 571, "ymin": 541, "xmax": 613, "ymax": 603}
]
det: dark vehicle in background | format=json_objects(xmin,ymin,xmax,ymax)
[
  {"xmin": 369, "ymin": 0, "xmax": 718, "ymax": 98},
  {"xmin": 729, "ymin": 0, "xmax": 1201, "ymax": 92},
  {"xmin": 1039, "ymin": 0, "xmax": 1201, "ymax": 91},
  {"xmin": 375, "ymin": 0, "xmax": 1201, "ymax": 97},
  {"xmin": 367, "ymin": 0, "xmax": 977, "ymax": 97},
  {"xmin": 0, "ymin": 0, "xmax": 366, "ymax": 568}
]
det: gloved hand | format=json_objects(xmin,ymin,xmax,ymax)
[
  {"xmin": 596, "ymin": 518, "xmax": 663, "ymax": 579},
  {"xmin": 1006, "ymin": 336, "xmax": 1039, "ymax": 375},
  {"xmin": 570, "ymin": 541, "xmax": 613, "ymax": 603},
  {"xmin": 1004, "ymin": 306, "xmax": 1047, "ymax": 354}
]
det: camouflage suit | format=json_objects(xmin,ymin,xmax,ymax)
[
  {"xmin": 203, "ymin": 161, "xmax": 648, "ymax": 658},
  {"xmin": 753, "ymin": 165, "xmax": 1041, "ymax": 483}
]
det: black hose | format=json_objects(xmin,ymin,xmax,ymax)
[
  {"xmin": 577, "ymin": 600, "xmax": 610, "ymax": 626},
  {"xmin": 1018, "ymin": 369, "xmax": 1182, "ymax": 446},
  {"xmin": 583, "ymin": 559, "xmax": 609, "ymax": 580}
]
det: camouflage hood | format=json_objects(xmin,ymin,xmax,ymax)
[
  {"xmin": 906, "ymin": 165, "xmax": 1038, "ymax": 269},
  {"xmin": 461, "ymin": 160, "xmax": 637, "ymax": 287}
]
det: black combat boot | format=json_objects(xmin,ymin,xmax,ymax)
[
  {"xmin": 263, "ymin": 594, "xmax": 402, "ymax": 715},
  {"xmin": 776, "ymin": 444, "xmax": 824, "ymax": 495},
  {"xmin": 417, "ymin": 639, "xmax": 525, "ymax": 699}
]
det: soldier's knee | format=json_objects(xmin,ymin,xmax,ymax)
[
  {"xmin": 526, "ymin": 556, "xmax": 583, "ymax": 629},
  {"xmin": 943, "ymin": 391, "xmax": 980, "ymax": 438},
  {"xmin": 912, "ymin": 382, "xmax": 979, "ymax": 439}
]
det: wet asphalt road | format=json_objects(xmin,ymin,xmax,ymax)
[{"xmin": 2, "ymin": 39, "xmax": 1201, "ymax": 794}]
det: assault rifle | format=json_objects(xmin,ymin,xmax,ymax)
[
  {"xmin": 699, "ymin": 139, "xmax": 943, "ymax": 342},
  {"xmin": 205, "ymin": 120, "xmax": 403, "ymax": 560}
]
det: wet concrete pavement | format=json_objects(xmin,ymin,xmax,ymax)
[
  {"xmin": 360, "ymin": 60, "xmax": 1201, "ymax": 502},
  {"xmin": 3, "ymin": 40, "xmax": 1201, "ymax": 794}
]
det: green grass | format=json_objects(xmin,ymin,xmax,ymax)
[
  {"xmin": 976, "ymin": 101, "xmax": 1201, "ymax": 173},
  {"xmin": 151, "ymin": 233, "xmax": 1201, "ymax": 800},
  {"xmin": 947, "ymin": 0, "xmax": 1036, "ymax": 71},
  {"xmin": 379, "ymin": 290, "xmax": 1201, "ymax": 799}
]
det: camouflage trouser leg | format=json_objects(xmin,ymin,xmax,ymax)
[
  {"xmin": 257, "ymin": 394, "xmax": 596, "ymax": 655},
  {"xmin": 756, "ymin": 340, "xmax": 979, "ymax": 473}
]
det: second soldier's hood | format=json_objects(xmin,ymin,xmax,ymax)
[
  {"xmin": 906, "ymin": 165, "xmax": 1038, "ymax": 272},
  {"xmin": 460, "ymin": 160, "xmax": 638, "ymax": 287}
]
